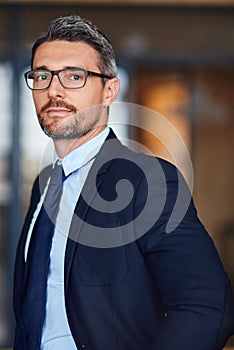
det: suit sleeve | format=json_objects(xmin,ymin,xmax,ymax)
[{"xmin": 136, "ymin": 158, "xmax": 234, "ymax": 350}]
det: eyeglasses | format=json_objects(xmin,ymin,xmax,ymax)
[{"xmin": 24, "ymin": 68, "xmax": 113, "ymax": 90}]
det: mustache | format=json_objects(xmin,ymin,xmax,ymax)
[{"xmin": 40, "ymin": 99, "xmax": 77, "ymax": 114}]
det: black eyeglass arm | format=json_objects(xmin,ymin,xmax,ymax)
[{"xmin": 87, "ymin": 71, "xmax": 113, "ymax": 80}]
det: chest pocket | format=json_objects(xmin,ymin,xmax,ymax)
[{"xmin": 75, "ymin": 244, "xmax": 128, "ymax": 286}]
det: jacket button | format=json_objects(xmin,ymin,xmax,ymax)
[{"xmin": 81, "ymin": 345, "xmax": 86, "ymax": 349}]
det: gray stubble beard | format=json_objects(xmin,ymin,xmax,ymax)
[{"xmin": 38, "ymin": 105, "xmax": 105, "ymax": 140}]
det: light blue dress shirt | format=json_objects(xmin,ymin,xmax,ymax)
[{"xmin": 25, "ymin": 127, "xmax": 109, "ymax": 350}]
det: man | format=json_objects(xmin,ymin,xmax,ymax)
[{"xmin": 13, "ymin": 15, "xmax": 234, "ymax": 350}]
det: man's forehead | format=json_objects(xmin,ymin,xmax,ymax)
[{"xmin": 33, "ymin": 40, "xmax": 100, "ymax": 70}]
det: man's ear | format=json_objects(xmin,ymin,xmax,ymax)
[{"xmin": 103, "ymin": 77, "xmax": 120, "ymax": 106}]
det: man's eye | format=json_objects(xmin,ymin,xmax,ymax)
[
  {"xmin": 38, "ymin": 74, "xmax": 49, "ymax": 81},
  {"xmin": 34, "ymin": 73, "xmax": 49, "ymax": 82},
  {"xmin": 71, "ymin": 74, "xmax": 81, "ymax": 81}
]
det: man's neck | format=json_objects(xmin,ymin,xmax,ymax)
[{"xmin": 53, "ymin": 124, "xmax": 107, "ymax": 158}]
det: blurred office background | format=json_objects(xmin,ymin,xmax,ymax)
[{"xmin": 0, "ymin": 0, "xmax": 234, "ymax": 348}]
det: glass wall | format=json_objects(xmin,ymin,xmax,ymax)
[{"xmin": 0, "ymin": 62, "xmax": 13, "ymax": 345}]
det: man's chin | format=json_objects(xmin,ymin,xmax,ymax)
[{"xmin": 42, "ymin": 126, "xmax": 88, "ymax": 140}]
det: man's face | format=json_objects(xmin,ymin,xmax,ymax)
[{"xmin": 32, "ymin": 40, "xmax": 117, "ymax": 139}]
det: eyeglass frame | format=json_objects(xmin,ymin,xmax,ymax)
[{"xmin": 24, "ymin": 67, "xmax": 114, "ymax": 90}]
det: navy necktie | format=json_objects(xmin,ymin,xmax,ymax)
[{"xmin": 22, "ymin": 161, "xmax": 64, "ymax": 349}]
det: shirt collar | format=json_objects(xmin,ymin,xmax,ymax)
[{"xmin": 55, "ymin": 127, "xmax": 109, "ymax": 177}]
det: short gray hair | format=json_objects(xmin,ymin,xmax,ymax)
[{"xmin": 31, "ymin": 15, "xmax": 117, "ymax": 77}]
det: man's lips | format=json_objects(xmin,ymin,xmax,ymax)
[
  {"xmin": 40, "ymin": 99, "xmax": 77, "ymax": 115},
  {"xmin": 45, "ymin": 107, "xmax": 72, "ymax": 117}
]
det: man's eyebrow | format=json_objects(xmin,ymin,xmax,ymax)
[
  {"xmin": 32, "ymin": 66, "xmax": 85, "ymax": 71},
  {"xmin": 33, "ymin": 65, "xmax": 48, "ymax": 70},
  {"xmin": 64, "ymin": 66, "xmax": 83, "ymax": 69}
]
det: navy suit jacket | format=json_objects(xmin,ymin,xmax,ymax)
[{"xmin": 14, "ymin": 130, "xmax": 234, "ymax": 349}]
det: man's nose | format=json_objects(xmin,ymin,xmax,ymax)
[{"xmin": 47, "ymin": 75, "xmax": 65, "ymax": 99}]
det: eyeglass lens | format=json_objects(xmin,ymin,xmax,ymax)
[{"xmin": 26, "ymin": 69, "xmax": 87, "ymax": 90}]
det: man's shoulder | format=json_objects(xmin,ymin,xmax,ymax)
[{"xmin": 104, "ymin": 132, "xmax": 177, "ymax": 178}]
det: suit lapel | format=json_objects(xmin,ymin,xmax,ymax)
[{"xmin": 64, "ymin": 131, "xmax": 123, "ymax": 290}]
